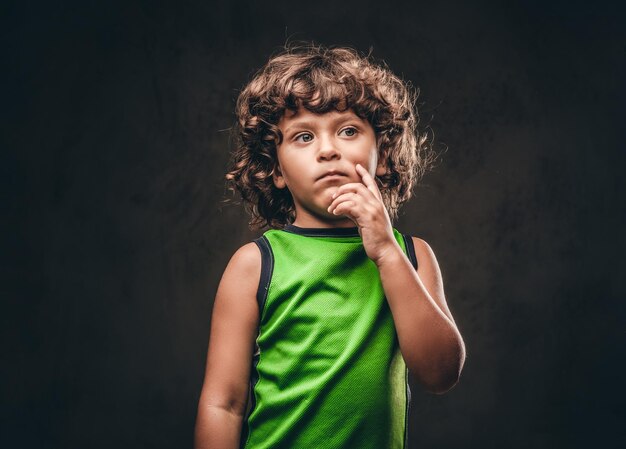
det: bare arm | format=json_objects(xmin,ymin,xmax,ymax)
[
  {"xmin": 376, "ymin": 237, "xmax": 465, "ymax": 393},
  {"xmin": 194, "ymin": 243, "xmax": 261, "ymax": 449},
  {"xmin": 328, "ymin": 164, "xmax": 465, "ymax": 394}
]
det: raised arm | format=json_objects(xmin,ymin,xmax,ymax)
[
  {"xmin": 194, "ymin": 243, "xmax": 261, "ymax": 449},
  {"xmin": 328, "ymin": 164, "xmax": 465, "ymax": 394},
  {"xmin": 376, "ymin": 236, "xmax": 466, "ymax": 393}
]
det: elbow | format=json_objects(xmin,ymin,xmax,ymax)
[
  {"xmin": 435, "ymin": 344, "xmax": 466, "ymax": 394},
  {"xmin": 408, "ymin": 362, "xmax": 462, "ymax": 394},
  {"xmin": 422, "ymin": 366, "xmax": 462, "ymax": 395},
  {"xmin": 411, "ymin": 338, "xmax": 466, "ymax": 395}
]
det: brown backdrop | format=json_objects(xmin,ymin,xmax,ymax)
[{"xmin": 3, "ymin": 0, "xmax": 625, "ymax": 447}]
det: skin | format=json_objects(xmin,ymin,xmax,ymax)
[
  {"xmin": 194, "ymin": 107, "xmax": 466, "ymax": 449},
  {"xmin": 272, "ymin": 108, "xmax": 386, "ymax": 228}
]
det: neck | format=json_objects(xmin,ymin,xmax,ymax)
[{"xmin": 292, "ymin": 215, "xmax": 356, "ymax": 229}]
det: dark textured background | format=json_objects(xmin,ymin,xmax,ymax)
[{"xmin": 3, "ymin": 0, "xmax": 625, "ymax": 448}]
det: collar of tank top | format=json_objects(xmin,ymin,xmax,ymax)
[{"xmin": 283, "ymin": 224, "xmax": 361, "ymax": 237}]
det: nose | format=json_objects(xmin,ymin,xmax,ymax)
[{"xmin": 317, "ymin": 135, "xmax": 341, "ymax": 162}]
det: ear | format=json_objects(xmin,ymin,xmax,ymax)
[{"xmin": 272, "ymin": 164, "xmax": 287, "ymax": 189}]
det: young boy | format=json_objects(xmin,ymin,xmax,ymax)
[{"xmin": 195, "ymin": 44, "xmax": 465, "ymax": 449}]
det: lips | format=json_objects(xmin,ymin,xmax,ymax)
[{"xmin": 316, "ymin": 170, "xmax": 348, "ymax": 181}]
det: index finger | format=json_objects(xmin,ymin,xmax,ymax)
[{"xmin": 355, "ymin": 164, "xmax": 383, "ymax": 200}]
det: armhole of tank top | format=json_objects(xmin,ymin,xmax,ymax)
[
  {"xmin": 402, "ymin": 233, "xmax": 418, "ymax": 270},
  {"xmin": 253, "ymin": 235, "xmax": 274, "ymax": 320},
  {"xmin": 404, "ymin": 365, "xmax": 411, "ymax": 449},
  {"xmin": 242, "ymin": 236, "xmax": 274, "ymax": 449},
  {"xmin": 401, "ymin": 233, "xmax": 415, "ymax": 448}
]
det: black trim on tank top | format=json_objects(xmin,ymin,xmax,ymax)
[
  {"xmin": 253, "ymin": 235, "xmax": 274, "ymax": 315},
  {"xmin": 402, "ymin": 234, "xmax": 418, "ymax": 270},
  {"xmin": 401, "ymin": 234, "xmax": 416, "ymax": 448},
  {"xmin": 404, "ymin": 367, "xmax": 411, "ymax": 449},
  {"xmin": 241, "ymin": 236, "xmax": 275, "ymax": 448},
  {"xmin": 283, "ymin": 224, "xmax": 361, "ymax": 237}
]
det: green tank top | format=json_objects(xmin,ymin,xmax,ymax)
[{"xmin": 241, "ymin": 224, "xmax": 418, "ymax": 449}]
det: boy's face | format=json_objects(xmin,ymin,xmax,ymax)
[{"xmin": 274, "ymin": 107, "xmax": 386, "ymax": 228}]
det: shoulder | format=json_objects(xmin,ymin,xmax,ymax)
[
  {"xmin": 396, "ymin": 231, "xmax": 439, "ymax": 271},
  {"xmin": 216, "ymin": 242, "xmax": 262, "ymax": 306},
  {"xmin": 407, "ymin": 235, "xmax": 445, "ymax": 283},
  {"xmin": 226, "ymin": 241, "xmax": 262, "ymax": 275},
  {"xmin": 407, "ymin": 236, "xmax": 453, "ymax": 320},
  {"xmin": 408, "ymin": 236, "xmax": 440, "ymax": 269}
]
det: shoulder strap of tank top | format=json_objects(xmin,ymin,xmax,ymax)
[
  {"xmin": 401, "ymin": 233, "xmax": 418, "ymax": 270},
  {"xmin": 253, "ymin": 235, "xmax": 274, "ymax": 317}
]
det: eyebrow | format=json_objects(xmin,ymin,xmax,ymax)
[{"xmin": 282, "ymin": 114, "xmax": 364, "ymax": 135}]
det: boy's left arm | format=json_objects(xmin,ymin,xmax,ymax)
[
  {"xmin": 375, "ymin": 235, "xmax": 466, "ymax": 393},
  {"xmin": 329, "ymin": 164, "xmax": 466, "ymax": 394}
]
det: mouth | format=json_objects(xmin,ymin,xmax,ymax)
[{"xmin": 316, "ymin": 170, "xmax": 348, "ymax": 181}]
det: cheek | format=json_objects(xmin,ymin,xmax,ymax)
[
  {"xmin": 368, "ymin": 150, "xmax": 378, "ymax": 171},
  {"xmin": 355, "ymin": 144, "xmax": 379, "ymax": 176}
]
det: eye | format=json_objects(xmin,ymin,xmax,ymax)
[
  {"xmin": 340, "ymin": 127, "xmax": 358, "ymax": 137},
  {"xmin": 295, "ymin": 133, "xmax": 313, "ymax": 143}
]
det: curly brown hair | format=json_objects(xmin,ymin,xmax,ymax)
[{"xmin": 226, "ymin": 43, "xmax": 437, "ymax": 229}]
